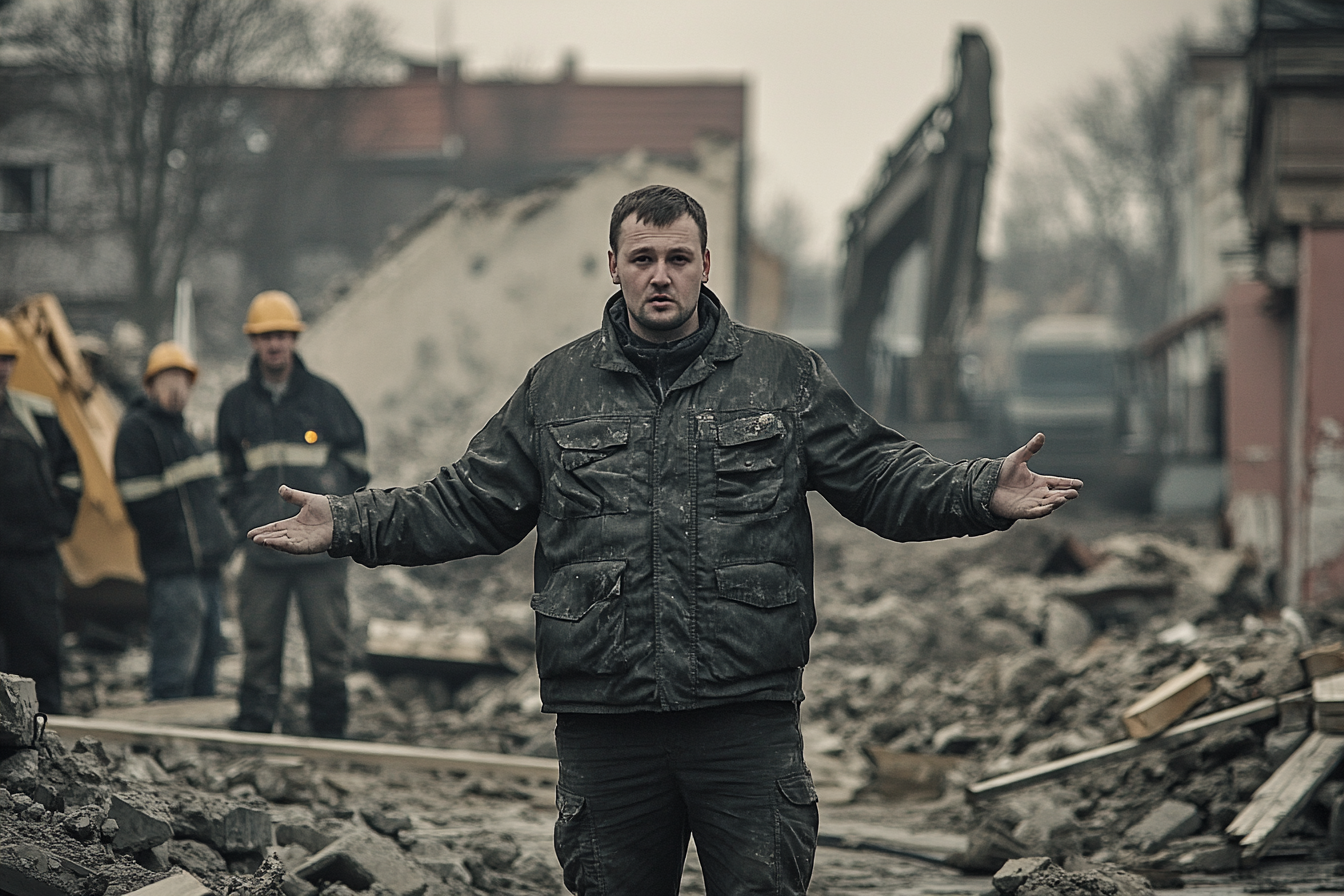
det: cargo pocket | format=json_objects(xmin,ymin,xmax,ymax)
[
  {"xmin": 714, "ymin": 412, "xmax": 787, "ymax": 517},
  {"xmin": 774, "ymin": 771, "xmax": 819, "ymax": 895},
  {"xmin": 554, "ymin": 785, "xmax": 602, "ymax": 895},
  {"xmin": 545, "ymin": 419, "xmax": 633, "ymax": 519},
  {"xmin": 700, "ymin": 563, "xmax": 809, "ymax": 684},
  {"xmin": 531, "ymin": 560, "xmax": 629, "ymax": 679}
]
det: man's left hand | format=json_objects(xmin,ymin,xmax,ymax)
[{"xmin": 988, "ymin": 433, "xmax": 1083, "ymax": 520}]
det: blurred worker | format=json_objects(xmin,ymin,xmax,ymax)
[
  {"xmin": 247, "ymin": 186, "xmax": 1083, "ymax": 894},
  {"xmin": 115, "ymin": 342, "xmax": 232, "ymax": 701},
  {"xmin": 217, "ymin": 291, "xmax": 368, "ymax": 738},
  {"xmin": 0, "ymin": 317, "xmax": 82, "ymax": 713}
]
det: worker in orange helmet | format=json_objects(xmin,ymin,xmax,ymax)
[
  {"xmin": 216, "ymin": 292, "xmax": 368, "ymax": 738},
  {"xmin": 115, "ymin": 341, "xmax": 233, "ymax": 701},
  {"xmin": 0, "ymin": 317, "xmax": 82, "ymax": 714}
]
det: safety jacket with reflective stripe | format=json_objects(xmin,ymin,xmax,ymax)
[
  {"xmin": 0, "ymin": 388, "xmax": 82, "ymax": 554},
  {"xmin": 329, "ymin": 290, "xmax": 1013, "ymax": 714},
  {"xmin": 114, "ymin": 396, "xmax": 235, "ymax": 576},
  {"xmin": 217, "ymin": 353, "xmax": 368, "ymax": 568}
]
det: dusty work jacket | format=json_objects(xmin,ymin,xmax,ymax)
[
  {"xmin": 0, "ymin": 388, "xmax": 82, "ymax": 554},
  {"xmin": 218, "ymin": 354, "xmax": 368, "ymax": 569},
  {"xmin": 329, "ymin": 290, "xmax": 1011, "ymax": 713},
  {"xmin": 115, "ymin": 396, "xmax": 234, "ymax": 577}
]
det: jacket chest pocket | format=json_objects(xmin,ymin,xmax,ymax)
[
  {"xmin": 544, "ymin": 419, "xmax": 634, "ymax": 519},
  {"xmin": 713, "ymin": 412, "xmax": 788, "ymax": 517}
]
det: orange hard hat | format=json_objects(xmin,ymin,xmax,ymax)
[
  {"xmin": 143, "ymin": 341, "xmax": 199, "ymax": 385},
  {"xmin": 243, "ymin": 290, "xmax": 306, "ymax": 335}
]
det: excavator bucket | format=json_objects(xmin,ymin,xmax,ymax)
[{"xmin": 6, "ymin": 294, "xmax": 146, "ymax": 623}]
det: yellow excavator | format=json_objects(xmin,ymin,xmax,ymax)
[{"xmin": 6, "ymin": 293, "xmax": 146, "ymax": 623}]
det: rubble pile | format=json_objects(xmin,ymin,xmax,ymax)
[{"xmin": 0, "ymin": 724, "xmax": 564, "ymax": 896}]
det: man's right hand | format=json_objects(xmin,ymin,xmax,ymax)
[{"xmin": 248, "ymin": 485, "xmax": 334, "ymax": 554}]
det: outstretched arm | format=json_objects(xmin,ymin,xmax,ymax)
[
  {"xmin": 988, "ymin": 433, "xmax": 1083, "ymax": 520},
  {"xmin": 249, "ymin": 485, "xmax": 333, "ymax": 554}
]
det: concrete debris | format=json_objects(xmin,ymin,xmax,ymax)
[
  {"xmin": 0, "ymin": 673, "xmax": 39, "ymax": 747},
  {"xmin": 991, "ymin": 856, "xmax": 1154, "ymax": 896},
  {"xmin": 1124, "ymin": 799, "xmax": 1201, "ymax": 854}
]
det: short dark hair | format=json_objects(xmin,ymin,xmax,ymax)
[{"xmin": 609, "ymin": 185, "xmax": 708, "ymax": 254}]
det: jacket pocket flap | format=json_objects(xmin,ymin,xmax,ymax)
[
  {"xmin": 717, "ymin": 413, "xmax": 783, "ymax": 447},
  {"xmin": 551, "ymin": 419, "xmax": 630, "ymax": 451},
  {"xmin": 715, "ymin": 562, "xmax": 800, "ymax": 609},
  {"xmin": 776, "ymin": 771, "xmax": 818, "ymax": 806},
  {"xmin": 532, "ymin": 560, "xmax": 626, "ymax": 621}
]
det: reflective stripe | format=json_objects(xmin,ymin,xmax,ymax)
[
  {"xmin": 244, "ymin": 441, "xmax": 330, "ymax": 472},
  {"xmin": 118, "ymin": 452, "xmax": 221, "ymax": 503},
  {"xmin": 58, "ymin": 472, "xmax": 83, "ymax": 492},
  {"xmin": 338, "ymin": 449, "xmax": 368, "ymax": 474}
]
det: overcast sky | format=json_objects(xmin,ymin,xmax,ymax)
[{"xmin": 363, "ymin": 0, "xmax": 1233, "ymax": 261}]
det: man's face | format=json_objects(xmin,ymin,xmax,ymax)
[
  {"xmin": 146, "ymin": 368, "xmax": 193, "ymax": 415},
  {"xmin": 0, "ymin": 355, "xmax": 14, "ymax": 393},
  {"xmin": 249, "ymin": 331, "xmax": 297, "ymax": 379},
  {"xmin": 608, "ymin": 213, "xmax": 710, "ymax": 343}
]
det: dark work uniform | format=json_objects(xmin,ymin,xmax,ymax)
[
  {"xmin": 0, "ymin": 387, "xmax": 82, "ymax": 713},
  {"xmin": 327, "ymin": 289, "xmax": 1013, "ymax": 894},
  {"xmin": 217, "ymin": 354, "xmax": 367, "ymax": 737},
  {"xmin": 115, "ymin": 395, "xmax": 234, "ymax": 700}
]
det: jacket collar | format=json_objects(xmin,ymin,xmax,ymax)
[
  {"xmin": 247, "ymin": 351, "xmax": 311, "ymax": 397},
  {"xmin": 594, "ymin": 286, "xmax": 743, "ymax": 390}
]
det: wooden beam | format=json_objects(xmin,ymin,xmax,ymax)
[
  {"xmin": 124, "ymin": 872, "xmax": 212, "ymax": 896},
  {"xmin": 44, "ymin": 716, "xmax": 558, "ymax": 782},
  {"xmin": 1122, "ymin": 661, "xmax": 1213, "ymax": 739},
  {"xmin": 1227, "ymin": 731, "xmax": 1344, "ymax": 865},
  {"xmin": 966, "ymin": 690, "xmax": 1310, "ymax": 801}
]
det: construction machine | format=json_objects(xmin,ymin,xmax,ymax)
[{"xmin": 6, "ymin": 294, "xmax": 146, "ymax": 623}]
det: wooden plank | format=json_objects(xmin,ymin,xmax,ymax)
[
  {"xmin": 123, "ymin": 872, "xmax": 212, "ymax": 896},
  {"xmin": 1301, "ymin": 642, "xmax": 1344, "ymax": 680},
  {"xmin": 1230, "ymin": 732, "xmax": 1344, "ymax": 865},
  {"xmin": 966, "ymin": 690, "xmax": 1310, "ymax": 801},
  {"xmin": 1312, "ymin": 670, "xmax": 1344, "ymax": 704},
  {"xmin": 1122, "ymin": 661, "xmax": 1213, "ymax": 739},
  {"xmin": 44, "ymin": 716, "xmax": 558, "ymax": 782}
]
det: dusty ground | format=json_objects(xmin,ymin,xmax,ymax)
[{"xmin": 30, "ymin": 496, "xmax": 1344, "ymax": 894}]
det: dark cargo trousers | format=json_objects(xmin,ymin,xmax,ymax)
[
  {"xmin": 234, "ymin": 558, "xmax": 350, "ymax": 738},
  {"xmin": 552, "ymin": 701, "xmax": 819, "ymax": 895},
  {"xmin": 0, "ymin": 549, "xmax": 64, "ymax": 714}
]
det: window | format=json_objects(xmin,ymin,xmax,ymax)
[{"xmin": 0, "ymin": 165, "xmax": 50, "ymax": 231}]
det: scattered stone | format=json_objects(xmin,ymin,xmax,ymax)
[
  {"xmin": 108, "ymin": 794, "xmax": 174, "ymax": 852},
  {"xmin": 359, "ymin": 806, "xmax": 412, "ymax": 837},
  {"xmin": 993, "ymin": 856, "xmax": 1056, "ymax": 893},
  {"xmin": 0, "ymin": 673, "xmax": 39, "ymax": 746},
  {"xmin": 275, "ymin": 822, "xmax": 334, "ymax": 854},
  {"xmin": 295, "ymin": 831, "xmax": 436, "ymax": 896},
  {"xmin": 171, "ymin": 839, "xmax": 228, "ymax": 876},
  {"xmin": 1125, "ymin": 800, "xmax": 1201, "ymax": 854}
]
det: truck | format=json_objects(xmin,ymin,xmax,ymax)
[{"xmin": 998, "ymin": 314, "xmax": 1157, "ymax": 510}]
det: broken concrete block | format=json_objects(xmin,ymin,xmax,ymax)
[
  {"xmin": 295, "ymin": 832, "xmax": 435, "ymax": 896},
  {"xmin": 109, "ymin": 794, "xmax": 175, "ymax": 852},
  {"xmin": 1161, "ymin": 834, "xmax": 1240, "ymax": 873},
  {"xmin": 992, "ymin": 856, "xmax": 1056, "ymax": 894},
  {"xmin": 1122, "ymin": 661, "xmax": 1213, "ymax": 739},
  {"xmin": 0, "ymin": 673, "xmax": 38, "ymax": 747},
  {"xmin": 276, "ymin": 821, "xmax": 334, "ymax": 854},
  {"xmin": 1126, "ymin": 799, "xmax": 1201, "ymax": 854},
  {"xmin": 408, "ymin": 840, "xmax": 472, "ymax": 885},
  {"xmin": 1043, "ymin": 598, "xmax": 1094, "ymax": 655},
  {"xmin": 282, "ymin": 872, "xmax": 319, "ymax": 896},
  {"xmin": 360, "ymin": 806, "xmax": 412, "ymax": 837},
  {"xmin": 170, "ymin": 839, "xmax": 227, "ymax": 876},
  {"xmin": 218, "ymin": 804, "xmax": 273, "ymax": 854}
]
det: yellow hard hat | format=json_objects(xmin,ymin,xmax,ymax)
[
  {"xmin": 243, "ymin": 290, "xmax": 305, "ymax": 335},
  {"xmin": 143, "ymin": 341, "xmax": 199, "ymax": 385},
  {"xmin": 0, "ymin": 318, "xmax": 20, "ymax": 357}
]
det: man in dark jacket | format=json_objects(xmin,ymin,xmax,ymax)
[
  {"xmin": 247, "ymin": 187, "xmax": 1083, "ymax": 894},
  {"xmin": 115, "ymin": 341, "xmax": 233, "ymax": 701},
  {"xmin": 218, "ymin": 291, "xmax": 368, "ymax": 738},
  {"xmin": 0, "ymin": 317, "xmax": 82, "ymax": 714}
]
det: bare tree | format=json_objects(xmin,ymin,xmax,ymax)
[
  {"xmin": 993, "ymin": 2, "xmax": 1255, "ymax": 337},
  {"xmin": 0, "ymin": 0, "xmax": 398, "ymax": 338}
]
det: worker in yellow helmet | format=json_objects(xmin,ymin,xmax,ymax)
[
  {"xmin": 114, "ymin": 341, "xmax": 233, "ymax": 700},
  {"xmin": 0, "ymin": 317, "xmax": 83, "ymax": 714},
  {"xmin": 216, "ymin": 292, "xmax": 368, "ymax": 737}
]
